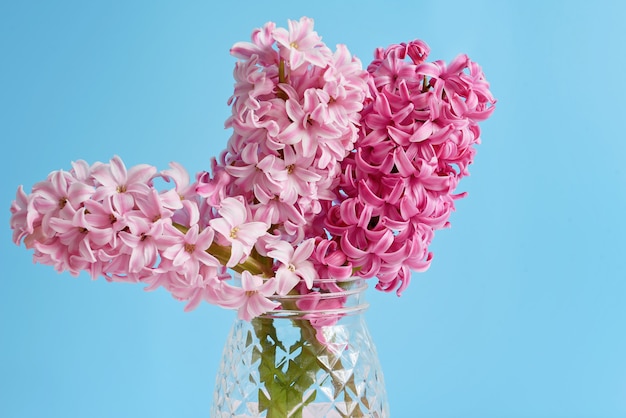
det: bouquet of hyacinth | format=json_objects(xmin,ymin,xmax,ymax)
[{"xmin": 10, "ymin": 16, "xmax": 495, "ymax": 416}]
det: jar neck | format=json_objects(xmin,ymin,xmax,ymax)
[{"xmin": 259, "ymin": 277, "xmax": 369, "ymax": 320}]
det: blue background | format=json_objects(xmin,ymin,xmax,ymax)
[{"xmin": 2, "ymin": 1, "xmax": 625, "ymax": 417}]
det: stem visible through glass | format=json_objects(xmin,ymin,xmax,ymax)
[{"xmin": 251, "ymin": 315, "xmax": 366, "ymax": 418}]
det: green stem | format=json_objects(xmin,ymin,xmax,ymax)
[
  {"xmin": 252, "ymin": 318, "xmax": 317, "ymax": 418},
  {"xmin": 251, "ymin": 305, "xmax": 366, "ymax": 417},
  {"xmin": 295, "ymin": 319, "xmax": 366, "ymax": 418}
]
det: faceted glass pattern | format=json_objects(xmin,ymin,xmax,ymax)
[{"xmin": 211, "ymin": 281, "xmax": 389, "ymax": 417}]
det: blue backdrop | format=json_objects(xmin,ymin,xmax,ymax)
[{"xmin": 2, "ymin": 1, "xmax": 626, "ymax": 417}]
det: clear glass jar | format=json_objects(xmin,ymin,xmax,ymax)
[{"xmin": 211, "ymin": 278, "xmax": 389, "ymax": 418}]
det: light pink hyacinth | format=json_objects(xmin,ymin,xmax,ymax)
[
  {"xmin": 272, "ymin": 16, "xmax": 331, "ymax": 70},
  {"xmin": 209, "ymin": 197, "xmax": 269, "ymax": 267},
  {"xmin": 10, "ymin": 18, "xmax": 495, "ymax": 321},
  {"xmin": 218, "ymin": 271, "xmax": 279, "ymax": 321},
  {"xmin": 267, "ymin": 238, "xmax": 318, "ymax": 294}
]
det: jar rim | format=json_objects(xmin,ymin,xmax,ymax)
[
  {"xmin": 270, "ymin": 277, "xmax": 368, "ymax": 301},
  {"xmin": 259, "ymin": 277, "xmax": 369, "ymax": 319},
  {"xmin": 257, "ymin": 303, "xmax": 369, "ymax": 319}
]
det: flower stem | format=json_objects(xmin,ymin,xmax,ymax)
[
  {"xmin": 252, "ymin": 317, "xmax": 317, "ymax": 418},
  {"xmin": 295, "ymin": 319, "xmax": 366, "ymax": 417},
  {"xmin": 276, "ymin": 59, "xmax": 289, "ymax": 101},
  {"xmin": 278, "ymin": 58, "xmax": 287, "ymax": 83},
  {"xmin": 251, "ymin": 303, "xmax": 367, "ymax": 417}
]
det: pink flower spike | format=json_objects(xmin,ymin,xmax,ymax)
[{"xmin": 209, "ymin": 197, "xmax": 268, "ymax": 267}]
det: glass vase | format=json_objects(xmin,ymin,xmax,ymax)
[{"xmin": 210, "ymin": 278, "xmax": 389, "ymax": 418}]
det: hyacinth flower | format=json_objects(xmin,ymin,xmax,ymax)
[
  {"xmin": 324, "ymin": 39, "xmax": 496, "ymax": 295},
  {"xmin": 208, "ymin": 197, "xmax": 269, "ymax": 267},
  {"xmin": 10, "ymin": 17, "xmax": 495, "ymax": 418},
  {"xmin": 266, "ymin": 238, "xmax": 317, "ymax": 294}
]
